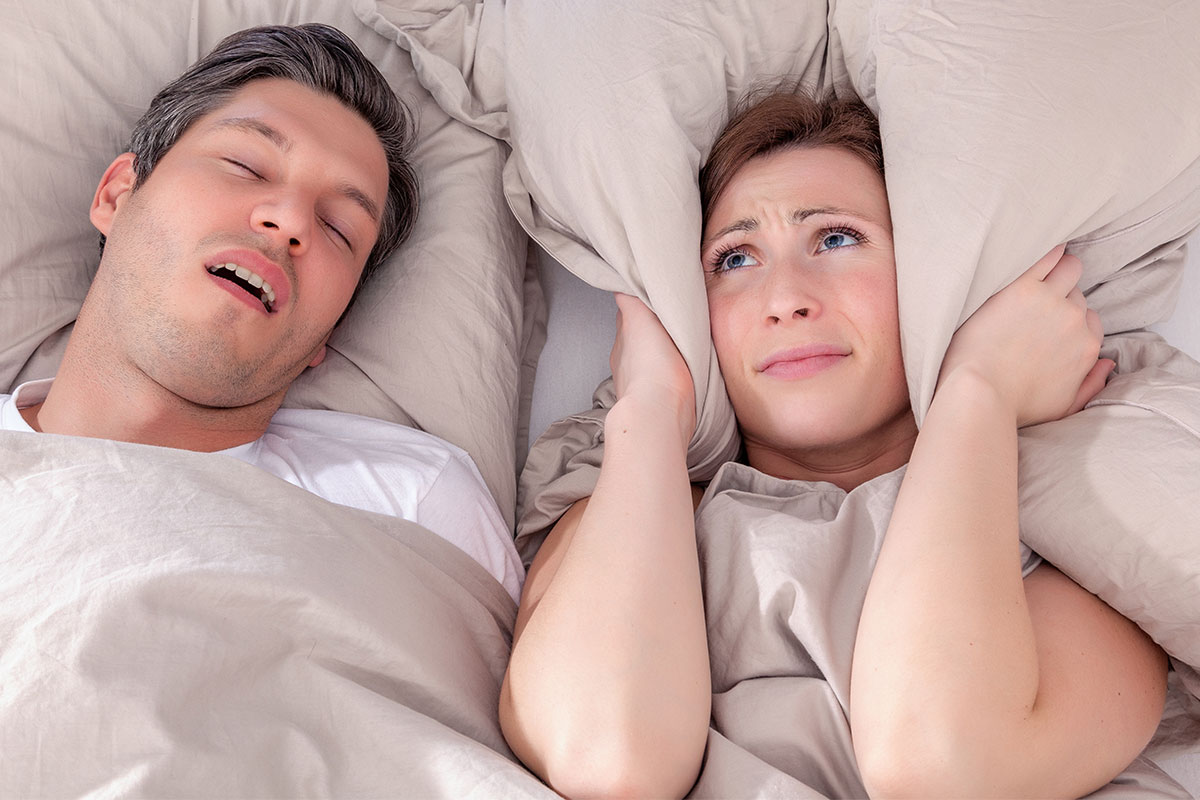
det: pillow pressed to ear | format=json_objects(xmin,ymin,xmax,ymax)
[
  {"xmin": 359, "ymin": 0, "xmax": 833, "ymax": 483},
  {"xmin": 421, "ymin": 0, "xmax": 1200, "ymax": 691},
  {"xmin": 0, "ymin": 0, "xmax": 530, "ymax": 523},
  {"xmin": 821, "ymin": 0, "xmax": 1200, "ymax": 679},
  {"xmin": 828, "ymin": 0, "xmax": 1200, "ymax": 415}
]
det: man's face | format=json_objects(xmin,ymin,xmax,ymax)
[{"xmin": 87, "ymin": 77, "xmax": 389, "ymax": 409}]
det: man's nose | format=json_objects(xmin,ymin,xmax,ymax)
[{"xmin": 251, "ymin": 196, "xmax": 310, "ymax": 254}]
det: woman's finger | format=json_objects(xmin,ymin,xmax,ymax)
[
  {"xmin": 1086, "ymin": 307, "xmax": 1104, "ymax": 341},
  {"xmin": 1025, "ymin": 243, "xmax": 1068, "ymax": 282},
  {"xmin": 1041, "ymin": 252, "xmax": 1083, "ymax": 295},
  {"xmin": 1067, "ymin": 286, "xmax": 1086, "ymax": 309},
  {"xmin": 613, "ymin": 291, "xmax": 637, "ymax": 315},
  {"xmin": 1066, "ymin": 359, "xmax": 1116, "ymax": 416}
]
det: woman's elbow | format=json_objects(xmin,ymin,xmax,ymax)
[
  {"xmin": 544, "ymin": 741, "xmax": 702, "ymax": 800},
  {"xmin": 519, "ymin": 729, "xmax": 703, "ymax": 799},
  {"xmin": 500, "ymin": 679, "xmax": 705, "ymax": 799},
  {"xmin": 855, "ymin": 723, "xmax": 1013, "ymax": 799}
]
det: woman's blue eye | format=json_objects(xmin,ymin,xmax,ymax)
[
  {"xmin": 817, "ymin": 230, "xmax": 862, "ymax": 252},
  {"xmin": 718, "ymin": 249, "xmax": 758, "ymax": 271}
]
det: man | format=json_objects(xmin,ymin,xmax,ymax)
[{"xmin": 0, "ymin": 24, "xmax": 523, "ymax": 601}]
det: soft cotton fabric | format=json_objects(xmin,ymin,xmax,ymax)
[
  {"xmin": 0, "ymin": 431, "xmax": 555, "ymax": 798},
  {"xmin": 683, "ymin": 460, "xmax": 1187, "ymax": 798},
  {"xmin": 2, "ymin": 379, "xmax": 524, "ymax": 602}
]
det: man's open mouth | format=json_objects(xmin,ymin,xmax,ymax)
[{"xmin": 206, "ymin": 262, "xmax": 276, "ymax": 312}]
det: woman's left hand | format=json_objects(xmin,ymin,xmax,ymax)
[
  {"xmin": 938, "ymin": 245, "xmax": 1114, "ymax": 427},
  {"xmin": 611, "ymin": 293, "xmax": 697, "ymax": 445}
]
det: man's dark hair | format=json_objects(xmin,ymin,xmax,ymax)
[{"xmin": 109, "ymin": 23, "xmax": 418, "ymax": 303}]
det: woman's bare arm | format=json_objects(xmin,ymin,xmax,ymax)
[
  {"xmin": 499, "ymin": 295, "xmax": 710, "ymax": 799},
  {"xmin": 850, "ymin": 248, "xmax": 1167, "ymax": 798}
]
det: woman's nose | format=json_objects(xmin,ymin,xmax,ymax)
[{"xmin": 763, "ymin": 265, "xmax": 821, "ymax": 324}]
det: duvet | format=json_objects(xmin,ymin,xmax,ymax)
[{"xmin": 0, "ymin": 431, "xmax": 552, "ymax": 797}]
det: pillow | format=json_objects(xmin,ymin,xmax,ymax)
[
  {"xmin": 819, "ymin": 0, "xmax": 1200, "ymax": 681},
  {"xmin": 828, "ymin": 0, "xmax": 1200, "ymax": 414},
  {"xmin": 378, "ymin": 0, "xmax": 1200, "ymax": 686},
  {"xmin": 363, "ymin": 0, "xmax": 832, "ymax": 480},
  {"xmin": 492, "ymin": 0, "xmax": 1200, "ymax": 462},
  {"xmin": 369, "ymin": 0, "xmax": 1200, "ymax": 455},
  {"xmin": 0, "ymin": 0, "xmax": 532, "ymax": 524}
]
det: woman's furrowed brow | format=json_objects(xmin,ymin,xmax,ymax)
[
  {"xmin": 704, "ymin": 205, "xmax": 875, "ymax": 249},
  {"xmin": 788, "ymin": 206, "xmax": 855, "ymax": 224},
  {"xmin": 703, "ymin": 218, "xmax": 758, "ymax": 249}
]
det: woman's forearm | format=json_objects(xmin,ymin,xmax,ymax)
[
  {"xmin": 851, "ymin": 368, "xmax": 1041, "ymax": 794},
  {"xmin": 501, "ymin": 396, "xmax": 710, "ymax": 798}
]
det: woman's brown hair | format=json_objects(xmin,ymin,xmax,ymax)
[{"xmin": 700, "ymin": 88, "xmax": 883, "ymax": 229}]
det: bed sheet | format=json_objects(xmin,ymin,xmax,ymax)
[{"xmin": 0, "ymin": 431, "xmax": 554, "ymax": 798}]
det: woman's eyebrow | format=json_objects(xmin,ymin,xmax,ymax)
[
  {"xmin": 788, "ymin": 206, "xmax": 855, "ymax": 223},
  {"xmin": 703, "ymin": 218, "xmax": 758, "ymax": 250},
  {"xmin": 703, "ymin": 206, "xmax": 867, "ymax": 249}
]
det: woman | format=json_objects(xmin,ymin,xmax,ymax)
[{"xmin": 500, "ymin": 90, "xmax": 1168, "ymax": 798}]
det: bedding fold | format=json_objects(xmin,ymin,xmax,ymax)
[
  {"xmin": 682, "ymin": 423, "xmax": 1198, "ymax": 797},
  {"xmin": 0, "ymin": 432, "xmax": 552, "ymax": 798}
]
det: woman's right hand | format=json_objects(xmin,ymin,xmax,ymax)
[
  {"xmin": 502, "ymin": 294, "xmax": 711, "ymax": 799},
  {"xmin": 611, "ymin": 293, "xmax": 697, "ymax": 444},
  {"xmin": 937, "ymin": 245, "xmax": 1113, "ymax": 428}
]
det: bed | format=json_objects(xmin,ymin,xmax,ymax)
[{"xmin": 2, "ymin": 0, "xmax": 1198, "ymax": 797}]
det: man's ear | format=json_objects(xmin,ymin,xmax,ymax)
[{"xmin": 90, "ymin": 153, "xmax": 137, "ymax": 236}]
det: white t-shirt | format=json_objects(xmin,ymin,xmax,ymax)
[{"xmin": 1, "ymin": 379, "xmax": 523, "ymax": 602}]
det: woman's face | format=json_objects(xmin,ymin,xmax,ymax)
[{"xmin": 702, "ymin": 146, "xmax": 913, "ymax": 470}]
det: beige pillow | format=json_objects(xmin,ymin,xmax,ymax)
[
  {"xmin": 829, "ymin": 0, "xmax": 1200, "ymax": 414},
  {"xmin": 824, "ymin": 1, "xmax": 1200, "ymax": 680},
  {"xmin": 0, "ymin": 0, "xmax": 532, "ymax": 523},
  {"xmin": 489, "ymin": 0, "xmax": 1200, "ymax": 463},
  {"xmin": 363, "ymin": 0, "xmax": 833, "ymax": 478}
]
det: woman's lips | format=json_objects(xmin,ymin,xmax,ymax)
[{"xmin": 757, "ymin": 345, "xmax": 849, "ymax": 379}]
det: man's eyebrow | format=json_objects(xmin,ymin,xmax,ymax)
[
  {"xmin": 337, "ymin": 182, "xmax": 381, "ymax": 224},
  {"xmin": 214, "ymin": 117, "xmax": 380, "ymax": 223},
  {"xmin": 214, "ymin": 117, "xmax": 292, "ymax": 152}
]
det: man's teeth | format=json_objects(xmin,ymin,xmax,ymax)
[{"xmin": 208, "ymin": 262, "xmax": 276, "ymax": 310}]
